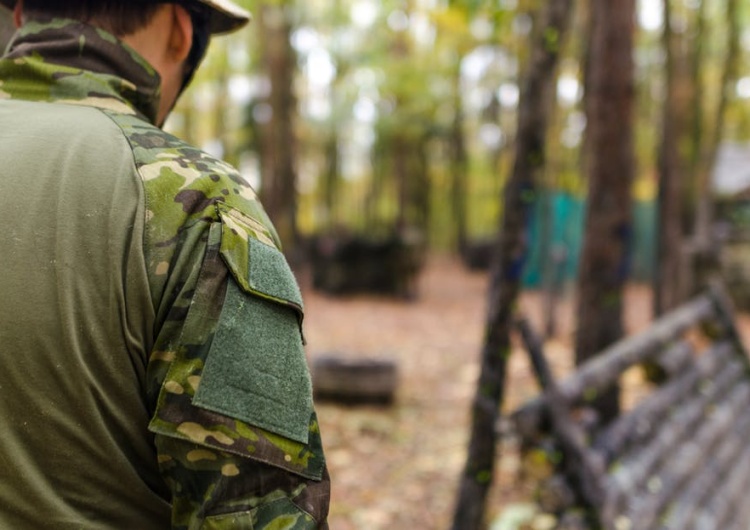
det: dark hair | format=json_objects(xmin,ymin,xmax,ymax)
[{"xmin": 22, "ymin": 0, "xmax": 163, "ymax": 35}]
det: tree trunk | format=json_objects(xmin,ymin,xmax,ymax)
[
  {"xmin": 257, "ymin": 2, "xmax": 299, "ymax": 254},
  {"xmin": 574, "ymin": 0, "xmax": 635, "ymax": 423},
  {"xmin": 321, "ymin": 125, "xmax": 340, "ymax": 230},
  {"xmin": 451, "ymin": 2, "xmax": 575, "ymax": 528},
  {"xmin": 686, "ymin": 0, "xmax": 707, "ymax": 231},
  {"xmin": 0, "ymin": 5, "xmax": 14, "ymax": 51},
  {"xmin": 450, "ymin": 62, "xmax": 469, "ymax": 252},
  {"xmin": 690, "ymin": 0, "xmax": 740, "ymax": 292},
  {"xmin": 654, "ymin": 0, "xmax": 686, "ymax": 315}
]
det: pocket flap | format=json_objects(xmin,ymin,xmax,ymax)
[{"xmin": 216, "ymin": 203, "xmax": 303, "ymax": 315}]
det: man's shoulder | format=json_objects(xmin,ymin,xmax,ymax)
[{"xmin": 105, "ymin": 111, "xmax": 277, "ymax": 246}]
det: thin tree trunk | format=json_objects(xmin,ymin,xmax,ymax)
[
  {"xmin": 0, "ymin": 6, "xmax": 13, "ymax": 50},
  {"xmin": 574, "ymin": 0, "xmax": 635, "ymax": 423},
  {"xmin": 322, "ymin": 125, "xmax": 339, "ymax": 230},
  {"xmin": 451, "ymin": 2, "xmax": 575, "ymax": 528},
  {"xmin": 687, "ymin": 0, "xmax": 707, "ymax": 229},
  {"xmin": 691, "ymin": 0, "xmax": 739, "ymax": 291},
  {"xmin": 257, "ymin": 2, "xmax": 299, "ymax": 253},
  {"xmin": 450, "ymin": 63, "xmax": 469, "ymax": 252},
  {"xmin": 394, "ymin": 134, "xmax": 409, "ymax": 232},
  {"xmin": 654, "ymin": 0, "xmax": 685, "ymax": 315}
]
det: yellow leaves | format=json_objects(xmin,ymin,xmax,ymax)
[{"xmin": 431, "ymin": 6, "xmax": 474, "ymax": 52}]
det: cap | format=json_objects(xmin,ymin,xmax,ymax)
[
  {"xmin": 0, "ymin": 0, "xmax": 251, "ymax": 35},
  {"xmin": 197, "ymin": 0, "xmax": 251, "ymax": 34}
]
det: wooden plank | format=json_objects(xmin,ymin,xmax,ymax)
[
  {"xmin": 657, "ymin": 409, "xmax": 750, "ymax": 529},
  {"xmin": 511, "ymin": 293, "xmax": 715, "ymax": 437},
  {"xmin": 509, "ymin": 285, "xmax": 750, "ymax": 529},
  {"xmin": 685, "ymin": 429, "xmax": 750, "ymax": 530},
  {"xmin": 618, "ymin": 382, "xmax": 750, "ymax": 528},
  {"xmin": 653, "ymin": 338, "xmax": 695, "ymax": 376},
  {"xmin": 727, "ymin": 454, "xmax": 750, "ymax": 530},
  {"xmin": 515, "ymin": 317, "xmax": 606, "ymax": 513},
  {"xmin": 601, "ymin": 360, "xmax": 743, "ymax": 520},
  {"xmin": 593, "ymin": 342, "xmax": 736, "ymax": 461},
  {"xmin": 557, "ymin": 294, "xmax": 713, "ymax": 405}
]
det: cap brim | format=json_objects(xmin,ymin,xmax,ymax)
[
  {"xmin": 202, "ymin": 0, "xmax": 252, "ymax": 35},
  {"xmin": 0, "ymin": 0, "xmax": 251, "ymax": 35}
]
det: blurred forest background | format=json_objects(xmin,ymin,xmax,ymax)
[
  {"xmin": 5, "ymin": 0, "xmax": 750, "ymax": 528},
  {"xmin": 162, "ymin": 0, "xmax": 750, "ymax": 293},
  {"xmin": 4, "ymin": 0, "xmax": 747, "ymax": 292}
]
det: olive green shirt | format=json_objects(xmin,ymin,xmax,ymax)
[{"xmin": 0, "ymin": 19, "xmax": 329, "ymax": 529}]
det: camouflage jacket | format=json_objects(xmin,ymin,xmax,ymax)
[{"xmin": 0, "ymin": 19, "xmax": 329, "ymax": 529}]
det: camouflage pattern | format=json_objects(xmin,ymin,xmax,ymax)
[{"xmin": 0, "ymin": 19, "xmax": 329, "ymax": 529}]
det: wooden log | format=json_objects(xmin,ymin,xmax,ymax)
[
  {"xmin": 311, "ymin": 356, "xmax": 398, "ymax": 404},
  {"xmin": 708, "ymin": 411, "xmax": 750, "ymax": 530},
  {"xmin": 656, "ymin": 409, "xmax": 750, "ymax": 529},
  {"xmin": 652, "ymin": 338, "xmax": 696, "ymax": 377},
  {"xmin": 726, "ymin": 453, "xmax": 750, "ymax": 530},
  {"xmin": 515, "ymin": 318, "xmax": 607, "ymax": 513},
  {"xmin": 617, "ymin": 382, "xmax": 750, "ymax": 528},
  {"xmin": 707, "ymin": 281, "xmax": 750, "ymax": 362},
  {"xmin": 557, "ymin": 510, "xmax": 593, "ymax": 530},
  {"xmin": 537, "ymin": 473, "xmax": 577, "ymax": 514},
  {"xmin": 593, "ymin": 342, "xmax": 736, "ymax": 461},
  {"xmin": 601, "ymin": 366, "xmax": 743, "ymax": 519},
  {"xmin": 511, "ymin": 293, "xmax": 715, "ymax": 436},
  {"xmin": 555, "ymin": 293, "xmax": 713, "ymax": 404},
  {"xmin": 686, "ymin": 428, "xmax": 750, "ymax": 530}
]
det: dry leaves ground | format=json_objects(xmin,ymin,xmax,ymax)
[{"xmin": 300, "ymin": 254, "xmax": 750, "ymax": 530}]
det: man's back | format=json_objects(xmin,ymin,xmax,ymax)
[{"xmin": 0, "ymin": 98, "xmax": 172, "ymax": 528}]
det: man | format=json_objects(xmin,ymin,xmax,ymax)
[{"xmin": 0, "ymin": 1, "xmax": 330, "ymax": 528}]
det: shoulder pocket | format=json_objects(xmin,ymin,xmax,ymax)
[
  {"xmin": 192, "ymin": 204, "xmax": 311, "ymax": 444},
  {"xmin": 214, "ymin": 203, "xmax": 301, "ymax": 312}
]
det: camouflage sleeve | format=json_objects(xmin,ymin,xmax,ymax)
[{"xmin": 145, "ymin": 208, "xmax": 330, "ymax": 529}]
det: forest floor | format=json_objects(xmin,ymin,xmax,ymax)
[{"xmin": 299, "ymin": 254, "xmax": 750, "ymax": 530}]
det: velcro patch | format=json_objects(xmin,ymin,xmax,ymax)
[{"xmin": 193, "ymin": 217, "xmax": 312, "ymax": 444}]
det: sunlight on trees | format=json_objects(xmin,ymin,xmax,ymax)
[{"xmin": 160, "ymin": 0, "xmax": 750, "ymax": 286}]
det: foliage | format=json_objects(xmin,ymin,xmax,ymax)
[{"xmin": 166, "ymin": 0, "xmax": 750, "ymax": 252}]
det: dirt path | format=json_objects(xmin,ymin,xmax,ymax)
[{"xmin": 300, "ymin": 254, "xmax": 695, "ymax": 529}]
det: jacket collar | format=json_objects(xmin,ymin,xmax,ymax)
[{"xmin": 0, "ymin": 18, "xmax": 162, "ymax": 125}]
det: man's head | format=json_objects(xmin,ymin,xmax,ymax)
[{"xmin": 3, "ymin": 0, "xmax": 250, "ymax": 125}]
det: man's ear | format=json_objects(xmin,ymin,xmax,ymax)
[
  {"xmin": 13, "ymin": 0, "xmax": 24, "ymax": 28},
  {"xmin": 170, "ymin": 5, "xmax": 193, "ymax": 63}
]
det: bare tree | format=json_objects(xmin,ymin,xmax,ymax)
[
  {"xmin": 451, "ymin": 1, "xmax": 575, "ymax": 528},
  {"xmin": 574, "ymin": 0, "xmax": 636, "ymax": 422},
  {"xmin": 689, "ymin": 0, "xmax": 740, "ymax": 291},
  {"xmin": 257, "ymin": 2, "xmax": 299, "ymax": 254},
  {"xmin": 0, "ymin": 5, "xmax": 13, "ymax": 49},
  {"xmin": 654, "ymin": 0, "xmax": 687, "ymax": 315}
]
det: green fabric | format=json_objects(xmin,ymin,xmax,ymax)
[
  {"xmin": 249, "ymin": 237, "xmax": 304, "ymax": 309},
  {"xmin": 193, "ymin": 279, "xmax": 313, "ymax": 444},
  {"xmin": 0, "ymin": 100, "xmax": 170, "ymax": 528},
  {"xmin": 202, "ymin": 498, "xmax": 318, "ymax": 530}
]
